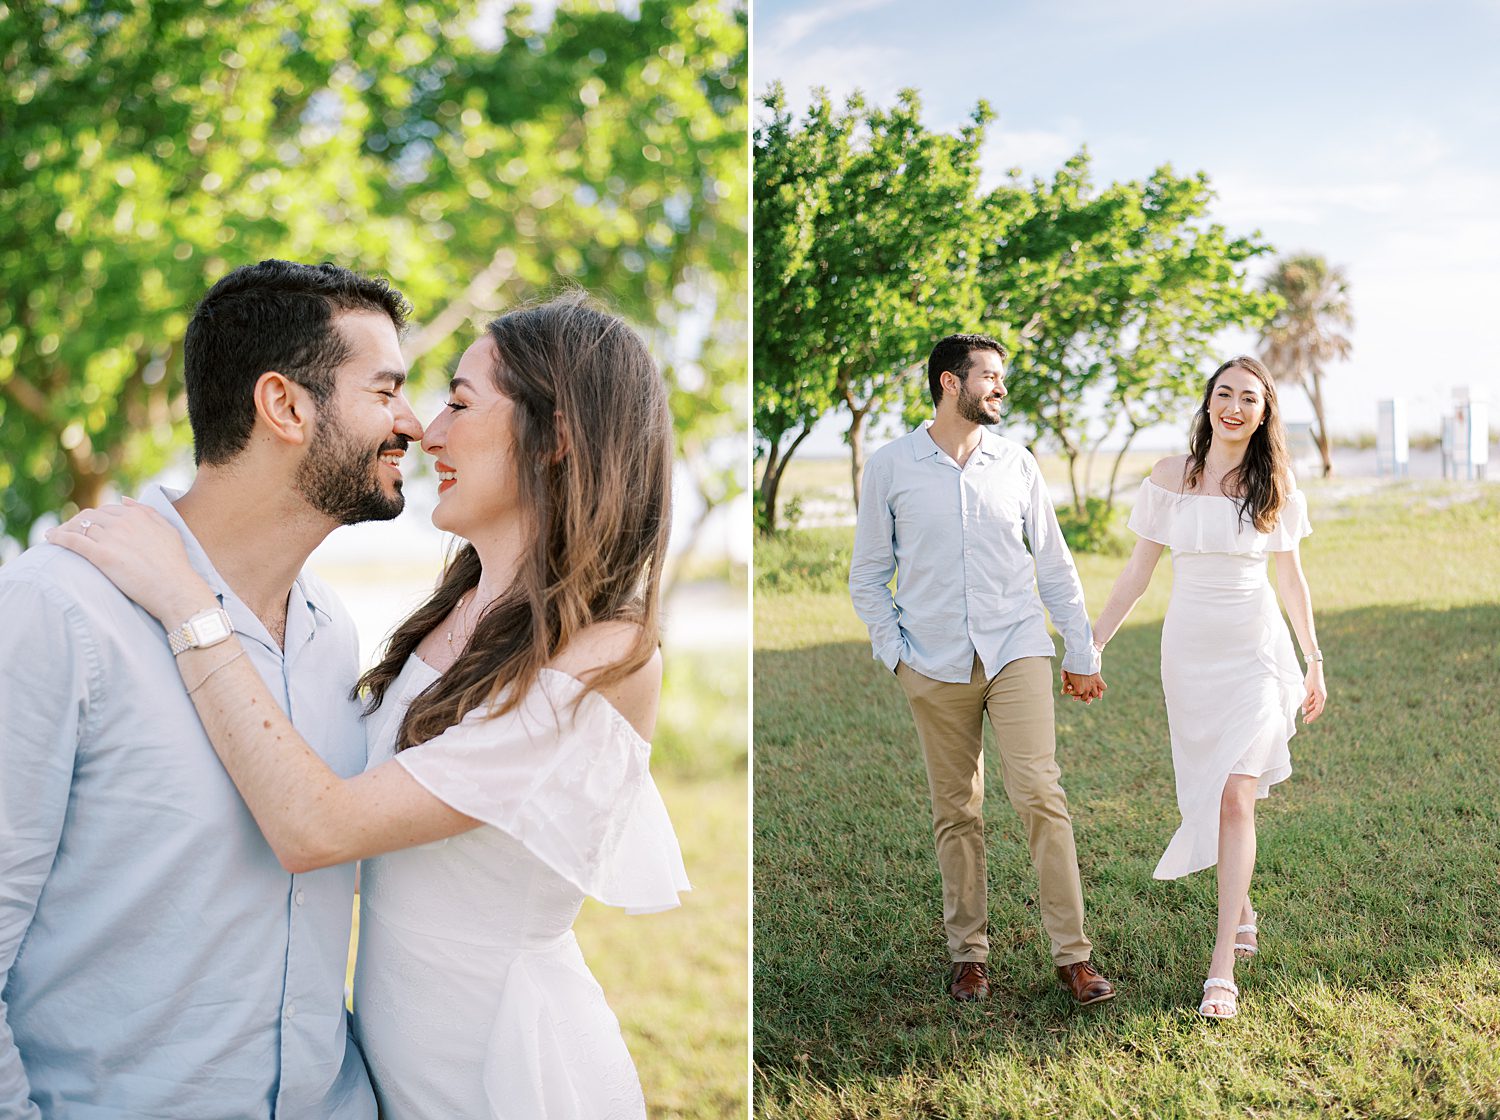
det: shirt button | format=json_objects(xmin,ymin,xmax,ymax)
[
  {"xmin": 295, "ymin": 890, "xmax": 305, "ymax": 906},
  {"xmin": 285, "ymin": 1003, "xmax": 297, "ymax": 1019}
]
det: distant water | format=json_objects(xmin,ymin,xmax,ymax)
[{"xmin": 788, "ymin": 445, "xmax": 1496, "ymax": 530}]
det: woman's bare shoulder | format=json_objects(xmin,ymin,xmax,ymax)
[
  {"xmin": 549, "ymin": 619, "xmax": 656, "ymax": 674},
  {"xmin": 548, "ymin": 621, "xmax": 662, "ymax": 737},
  {"xmin": 1149, "ymin": 454, "xmax": 1192, "ymax": 492}
]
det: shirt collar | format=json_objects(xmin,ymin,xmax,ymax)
[
  {"xmin": 139, "ymin": 484, "xmax": 334, "ymax": 628},
  {"xmin": 910, "ymin": 421, "xmax": 1005, "ymax": 464},
  {"xmin": 911, "ymin": 423, "xmax": 942, "ymax": 461},
  {"xmin": 972, "ymin": 426, "xmax": 1004, "ymax": 462}
]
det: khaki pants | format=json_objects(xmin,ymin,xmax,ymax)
[{"xmin": 897, "ymin": 654, "xmax": 1092, "ymax": 966}]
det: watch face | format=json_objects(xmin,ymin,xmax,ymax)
[{"xmin": 193, "ymin": 612, "xmax": 232, "ymax": 644}]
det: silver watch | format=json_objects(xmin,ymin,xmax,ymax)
[{"xmin": 167, "ymin": 607, "xmax": 234, "ymax": 656}]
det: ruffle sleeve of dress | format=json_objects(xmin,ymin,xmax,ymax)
[
  {"xmin": 1127, "ymin": 479, "xmax": 1312, "ymax": 554},
  {"xmin": 394, "ymin": 667, "xmax": 691, "ymax": 915},
  {"xmin": 356, "ymin": 667, "xmax": 690, "ymax": 1120}
]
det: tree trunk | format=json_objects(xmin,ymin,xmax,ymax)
[
  {"xmin": 846, "ymin": 405, "xmax": 870, "ymax": 514},
  {"xmin": 1085, "ymin": 411, "xmax": 1123, "ymax": 506},
  {"xmin": 662, "ymin": 493, "xmax": 716, "ymax": 600},
  {"xmin": 66, "ymin": 458, "xmax": 110, "ymax": 511},
  {"xmin": 1308, "ymin": 367, "xmax": 1334, "ymax": 477},
  {"xmin": 758, "ymin": 423, "xmax": 815, "ymax": 535},
  {"xmin": 759, "ymin": 437, "xmax": 783, "ymax": 509},
  {"xmin": 1061, "ymin": 440, "xmax": 1082, "ymax": 513},
  {"xmin": 1103, "ymin": 426, "xmax": 1141, "ymax": 514}
]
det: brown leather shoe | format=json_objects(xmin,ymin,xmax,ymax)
[
  {"xmin": 1056, "ymin": 960, "xmax": 1116, "ymax": 1005},
  {"xmin": 948, "ymin": 961, "xmax": 990, "ymax": 1002}
]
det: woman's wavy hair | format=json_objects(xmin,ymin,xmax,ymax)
[
  {"xmin": 1184, "ymin": 355, "xmax": 1291, "ymax": 533},
  {"xmin": 357, "ymin": 291, "xmax": 673, "ymax": 750}
]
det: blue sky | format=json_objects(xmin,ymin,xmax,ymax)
[{"xmin": 755, "ymin": 0, "xmax": 1500, "ymax": 445}]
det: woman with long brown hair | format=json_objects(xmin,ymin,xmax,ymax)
[
  {"xmin": 49, "ymin": 293, "xmax": 689, "ymax": 1117},
  {"xmin": 1090, "ymin": 356, "xmax": 1326, "ymax": 1020}
]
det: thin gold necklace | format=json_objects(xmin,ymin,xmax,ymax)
[{"xmin": 446, "ymin": 595, "xmax": 469, "ymax": 650}]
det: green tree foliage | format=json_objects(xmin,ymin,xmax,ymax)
[
  {"xmin": 1259, "ymin": 254, "xmax": 1353, "ymax": 478},
  {"xmin": 752, "ymin": 85, "xmax": 848, "ymax": 534},
  {"xmin": 982, "ymin": 153, "xmax": 1280, "ymax": 514},
  {"xmin": 750, "ymin": 85, "xmax": 846, "ymax": 533},
  {"xmin": 752, "ymin": 89, "xmax": 1279, "ymax": 540},
  {"xmin": 753, "ymin": 86, "xmax": 987, "ymax": 531},
  {"xmin": 0, "ymin": 0, "xmax": 746, "ymax": 558}
]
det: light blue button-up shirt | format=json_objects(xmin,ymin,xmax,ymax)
[
  {"xmin": 850, "ymin": 423, "xmax": 1101, "ymax": 684},
  {"xmin": 0, "ymin": 486, "xmax": 375, "ymax": 1119}
]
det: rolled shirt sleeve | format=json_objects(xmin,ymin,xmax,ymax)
[
  {"xmin": 0, "ymin": 577, "xmax": 95, "ymax": 1120},
  {"xmin": 1021, "ymin": 453, "xmax": 1101, "ymax": 676},
  {"xmin": 849, "ymin": 453, "xmax": 906, "ymax": 672}
]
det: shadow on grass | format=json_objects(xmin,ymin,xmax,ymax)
[{"xmin": 753, "ymin": 602, "xmax": 1500, "ymax": 1110}]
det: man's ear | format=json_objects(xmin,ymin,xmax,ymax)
[{"xmin": 253, "ymin": 371, "xmax": 316, "ymax": 447}]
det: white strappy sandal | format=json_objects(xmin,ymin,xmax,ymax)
[
  {"xmin": 1235, "ymin": 910, "xmax": 1259, "ymax": 960},
  {"xmin": 1199, "ymin": 977, "xmax": 1238, "ymax": 1019}
]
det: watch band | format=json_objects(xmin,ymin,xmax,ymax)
[{"xmin": 168, "ymin": 608, "xmax": 234, "ymax": 656}]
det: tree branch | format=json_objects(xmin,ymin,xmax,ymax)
[
  {"xmin": 401, "ymin": 246, "xmax": 520, "ymax": 366},
  {"xmin": 0, "ymin": 372, "xmax": 53, "ymax": 427}
]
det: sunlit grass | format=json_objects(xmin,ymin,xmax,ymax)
[
  {"xmin": 754, "ymin": 486, "xmax": 1500, "ymax": 1118},
  {"xmin": 579, "ymin": 776, "xmax": 748, "ymax": 1120}
]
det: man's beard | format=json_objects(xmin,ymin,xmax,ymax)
[
  {"xmin": 956, "ymin": 380, "xmax": 1001, "ymax": 426},
  {"xmin": 295, "ymin": 409, "xmax": 407, "ymax": 525}
]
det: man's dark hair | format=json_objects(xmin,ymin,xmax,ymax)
[
  {"xmin": 182, "ymin": 260, "xmax": 411, "ymax": 465},
  {"xmin": 927, "ymin": 333, "xmax": 1008, "ymax": 405}
]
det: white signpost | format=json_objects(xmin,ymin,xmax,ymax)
[
  {"xmin": 1447, "ymin": 387, "xmax": 1489, "ymax": 481},
  {"xmin": 1283, "ymin": 421, "xmax": 1321, "ymax": 477},
  {"xmin": 1375, "ymin": 399, "xmax": 1408, "ymax": 479}
]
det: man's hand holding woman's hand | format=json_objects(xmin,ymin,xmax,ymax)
[{"xmin": 1062, "ymin": 670, "xmax": 1106, "ymax": 704}]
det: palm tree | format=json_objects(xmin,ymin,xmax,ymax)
[{"xmin": 1259, "ymin": 255, "xmax": 1353, "ymax": 478}]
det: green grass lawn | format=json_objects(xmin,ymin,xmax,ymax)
[
  {"xmin": 754, "ymin": 484, "xmax": 1500, "ymax": 1118},
  {"xmin": 578, "ymin": 774, "xmax": 748, "ymax": 1120}
]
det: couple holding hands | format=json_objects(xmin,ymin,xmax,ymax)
[{"xmin": 850, "ymin": 333, "xmax": 1327, "ymax": 1020}]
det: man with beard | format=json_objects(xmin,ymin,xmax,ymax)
[
  {"xmin": 849, "ymin": 333, "xmax": 1117, "ymax": 1006},
  {"xmin": 0, "ymin": 260, "xmax": 421, "ymax": 1117}
]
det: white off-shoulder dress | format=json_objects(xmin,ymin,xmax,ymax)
[
  {"xmin": 1128, "ymin": 480, "xmax": 1312, "ymax": 880},
  {"xmin": 351, "ymin": 655, "xmax": 690, "ymax": 1120}
]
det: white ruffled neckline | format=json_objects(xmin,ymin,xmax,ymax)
[
  {"xmin": 406, "ymin": 657, "xmax": 651, "ymax": 751},
  {"xmin": 1128, "ymin": 477, "xmax": 1311, "ymax": 556},
  {"xmin": 1144, "ymin": 478, "xmax": 1244, "ymax": 500}
]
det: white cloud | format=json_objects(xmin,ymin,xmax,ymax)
[
  {"xmin": 1209, "ymin": 173, "xmax": 1408, "ymax": 227},
  {"xmin": 762, "ymin": 0, "xmax": 898, "ymax": 56},
  {"xmin": 761, "ymin": 43, "xmax": 909, "ymax": 115},
  {"xmin": 979, "ymin": 127, "xmax": 1082, "ymax": 188},
  {"xmin": 1205, "ymin": 157, "xmax": 1500, "ymax": 435}
]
